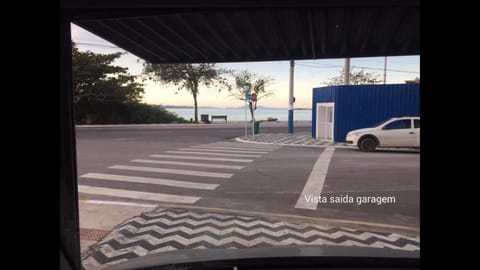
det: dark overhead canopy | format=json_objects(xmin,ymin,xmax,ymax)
[{"xmin": 62, "ymin": 0, "xmax": 419, "ymax": 63}]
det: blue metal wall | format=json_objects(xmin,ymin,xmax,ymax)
[
  {"xmin": 311, "ymin": 86, "xmax": 336, "ymax": 138},
  {"xmin": 312, "ymin": 84, "xmax": 420, "ymax": 141}
]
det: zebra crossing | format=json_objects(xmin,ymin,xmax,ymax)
[{"xmin": 78, "ymin": 141, "xmax": 282, "ymax": 205}]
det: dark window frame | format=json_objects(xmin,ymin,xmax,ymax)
[
  {"xmin": 414, "ymin": 119, "xmax": 420, "ymax": 128},
  {"xmin": 383, "ymin": 119, "xmax": 412, "ymax": 130}
]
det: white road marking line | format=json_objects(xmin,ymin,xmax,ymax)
[
  {"xmin": 294, "ymin": 147, "xmax": 336, "ymax": 210},
  {"xmin": 81, "ymin": 199, "xmax": 157, "ymax": 208},
  {"xmin": 80, "ymin": 173, "xmax": 219, "ymax": 190},
  {"xmin": 191, "ymin": 145, "xmax": 276, "ymax": 151},
  {"xmin": 150, "ymin": 154, "xmax": 253, "ymax": 163},
  {"xmin": 77, "ymin": 185, "xmax": 200, "ymax": 204},
  {"xmin": 109, "ymin": 165, "xmax": 233, "ymax": 178},
  {"xmin": 166, "ymin": 151, "xmax": 261, "ymax": 158},
  {"xmin": 177, "ymin": 148, "xmax": 269, "ymax": 154},
  {"xmin": 131, "ymin": 159, "xmax": 244, "ymax": 170}
]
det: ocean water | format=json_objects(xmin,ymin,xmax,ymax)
[{"xmin": 166, "ymin": 107, "xmax": 312, "ymax": 122}]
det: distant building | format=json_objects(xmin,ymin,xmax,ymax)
[{"xmin": 311, "ymin": 84, "xmax": 420, "ymax": 142}]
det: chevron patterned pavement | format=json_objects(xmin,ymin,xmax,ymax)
[
  {"xmin": 81, "ymin": 208, "xmax": 420, "ymax": 270},
  {"xmin": 240, "ymin": 132, "xmax": 349, "ymax": 146}
]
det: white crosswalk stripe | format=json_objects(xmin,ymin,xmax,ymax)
[
  {"xmin": 109, "ymin": 165, "xmax": 233, "ymax": 178},
  {"xmin": 80, "ymin": 173, "xmax": 219, "ymax": 190},
  {"xmin": 177, "ymin": 148, "xmax": 269, "ymax": 154},
  {"xmin": 150, "ymin": 154, "xmax": 253, "ymax": 163},
  {"xmin": 166, "ymin": 151, "xmax": 262, "ymax": 158},
  {"xmin": 79, "ymin": 141, "xmax": 281, "ymax": 206},
  {"xmin": 78, "ymin": 185, "xmax": 200, "ymax": 204},
  {"xmin": 131, "ymin": 159, "xmax": 244, "ymax": 170},
  {"xmin": 208, "ymin": 143, "xmax": 280, "ymax": 149},
  {"xmin": 191, "ymin": 145, "xmax": 276, "ymax": 151}
]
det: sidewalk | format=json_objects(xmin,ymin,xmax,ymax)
[
  {"xmin": 81, "ymin": 207, "xmax": 420, "ymax": 270},
  {"xmin": 79, "ymin": 200, "xmax": 156, "ymax": 254},
  {"xmin": 236, "ymin": 132, "xmax": 351, "ymax": 148},
  {"xmin": 76, "ymin": 121, "xmax": 312, "ymax": 129}
]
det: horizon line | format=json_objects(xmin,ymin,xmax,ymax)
[{"xmin": 151, "ymin": 105, "xmax": 312, "ymax": 109}]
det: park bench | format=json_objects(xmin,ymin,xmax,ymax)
[{"xmin": 211, "ymin": 115, "xmax": 227, "ymax": 123}]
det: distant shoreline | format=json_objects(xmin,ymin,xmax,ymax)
[{"xmin": 162, "ymin": 106, "xmax": 311, "ymax": 110}]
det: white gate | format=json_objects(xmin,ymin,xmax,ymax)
[{"xmin": 316, "ymin": 102, "xmax": 334, "ymax": 140}]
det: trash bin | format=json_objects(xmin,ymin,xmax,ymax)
[
  {"xmin": 254, "ymin": 121, "xmax": 260, "ymax": 134},
  {"xmin": 200, "ymin": 114, "xmax": 210, "ymax": 124}
]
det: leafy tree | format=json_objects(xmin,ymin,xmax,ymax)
[
  {"xmin": 72, "ymin": 45, "xmax": 143, "ymax": 104},
  {"xmin": 143, "ymin": 63, "xmax": 230, "ymax": 123},
  {"xmin": 72, "ymin": 44, "xmax": 145, "ymax": 123},
  {"xmin": 406, "ymin": 77, "xmax": 420, "ymax": 83},
  {"xmin": 124, "ymin": 103, "xmax": 189, "ymax": 124},
  {"xmin": 72, "ymin": 43, "xmax": 186, "ymax": 124},
  {"xmin": 228, "ymin": 70, "xmax": 275, "ymax": 121},
  {"xmin": 324, "ymin": 68, "xmax": 382, "ymax": 85}
]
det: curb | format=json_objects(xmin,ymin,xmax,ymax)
[
  {"xmin": 149, "ymin": 203, "xmax": 419, "ymax": 236},
  {"xmin": 234, "ymin": 136, "xmax": 356, "ymax": 149}
]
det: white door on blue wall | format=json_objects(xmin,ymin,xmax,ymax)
[{"xmin": 316, "ymin": 103, "xmax": 334, "ymax": 140}]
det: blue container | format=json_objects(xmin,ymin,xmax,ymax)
[{"xmin": 312, "ymin": 84, "xmax": 420, "ymax": 142}]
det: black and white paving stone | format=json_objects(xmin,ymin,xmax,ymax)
[
  {"xmin": 81, "ymin": 208, "xmax": 420, "ymax": 270},
  {"xmin": 238, "ymin": 132, "xmax": 349, "ymax": 147}
]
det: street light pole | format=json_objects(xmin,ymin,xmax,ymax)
[{"xmin": 245, "ymin": 98, "xmax": 247, "ymax": 139}]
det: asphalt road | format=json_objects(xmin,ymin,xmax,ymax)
[{"xmin": 76, "ymin": 123, "xmax": 419, "ymax": 232}]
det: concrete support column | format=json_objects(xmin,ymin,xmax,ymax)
[{"xmin": 288, "ymin": 60, "xmax": 294, "ymax": 133}]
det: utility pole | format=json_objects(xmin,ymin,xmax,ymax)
[
  {"xmin": 344, "ymin": 58, "xmax": 350, "ymax": 85},
  {"xmin": 383, "ymin": 56, "xmax": 387, "ymax": 84},
  {"xmin": 288, "ymin": 60, "xmax": 295, "ymax": 133},
  {"xmin": 243, "ymin": 85, "xmax": 249, "ymax": 139}
]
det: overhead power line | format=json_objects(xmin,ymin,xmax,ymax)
[
  {"xmin": 297, "ymin": 63, "xmax": 344, "ymax": 68},
  {"xmin": 300, "ymin": 58, "xmax": 418, "ymax": 65},
  {"xmin": 75, "ymin": 42, "xmax": 123, "ymax": 49},
  {"xmin": 351, "ymin": 65, "xmax": 419, "ymax": 74},
  {"xmin": 296, "ymin": 63, "xmax": 418, "ymax": 74}
]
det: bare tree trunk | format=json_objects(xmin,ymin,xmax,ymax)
[{"xmin": 193, "ymin": 92, "xmax": 199, "ymax": 123}]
